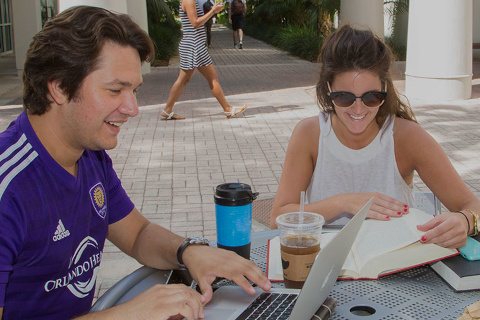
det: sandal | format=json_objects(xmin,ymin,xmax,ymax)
[
  {"xmin": 224, "ymin": 106, "xmax": 247, "ymax": 118},
  {"xmin": 161, "ymin": 109, "xmax": 185, "ymax": 120}
]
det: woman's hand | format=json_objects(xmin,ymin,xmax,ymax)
[
  {"xmin": 348, "ymin": 192, "xmax": 409, "ymax": 221},
  {"xmin": 417, "ymin": 212, "xmax": 468, "ymax": 248},
  {"xmin": 212, "ymin": 1, "xmax": 225, "ymax": 13}
]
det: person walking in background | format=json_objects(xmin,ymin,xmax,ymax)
[
  {"xmin": 198, "ymin": 0, "xmax": 214, "ymax": 47},
  {"xmin": 162, "ymin": 0, "xmax": 247, "ymax": 120},
  {"xmin": 228, "ymin": 0, "xmax": 246, "ymax": 49},
  {"xmin": 204, "ymin": 15, "xmax": 213, "ymax": 47}
]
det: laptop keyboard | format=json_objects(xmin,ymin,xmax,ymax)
[{"xmin": 235, "ymin": 292, "xmax": 298, "ymax": 320}]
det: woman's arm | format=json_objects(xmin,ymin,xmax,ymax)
[
  {"xmin": 270, "ymin": 117, "xmax": 320, "ymax": 227},
  {"xmin": 395, "ymin": 118, "xmax": 480, "ymax": 247},
  {"xmin": 183, "ymin": 0, "xmax": 224, "ymax": 28}
]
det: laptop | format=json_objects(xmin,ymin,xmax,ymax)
[{"xmin": 203, "ymin": 198, "xmax": 373, "ymax": 320}]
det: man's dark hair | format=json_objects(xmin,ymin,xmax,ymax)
[{"xmin": 23, "ymin": 6, "xmax": 155, "ymax": 115}]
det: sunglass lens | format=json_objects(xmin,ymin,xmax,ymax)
[
  {"xmin": 362, "ymin": 92, "xmax": 384, "ymax": 108},
  {"xmin": 332, "ymin": 92, "xmax": 356, "ymax": 108}
]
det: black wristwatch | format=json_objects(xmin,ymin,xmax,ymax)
[{"xmin": 176, "ymin": 237, "xmax": 210, "ymax": 268}]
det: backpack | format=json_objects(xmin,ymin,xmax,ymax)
[
  {"xmin": 231, "ymin": 0, "xmax": 245, "ymax": 15},
  {"xmin": 203, "ymin": 0, "xmax": 213, "ymax": 13}
]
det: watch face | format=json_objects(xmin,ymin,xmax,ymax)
[{"xmin": 188, "ymin": 237, "xmax": 209, "ymax": 245}]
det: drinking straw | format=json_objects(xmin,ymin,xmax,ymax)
[{"xmin": 299, "ymin": 191, "xmax": 305, "ymax": 225}]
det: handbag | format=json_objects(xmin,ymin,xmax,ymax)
[{"xmin": 203, "ymin": 0, "xmax": 214, "ymax": 13}]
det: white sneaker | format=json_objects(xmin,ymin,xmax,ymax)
[
  {"xmin": 234, "ymin": 43, "xmax": 238, "ymax": 49},
  {"xmin": 239, "ymin": 42, "xmax": 243, "ymax": 49}
]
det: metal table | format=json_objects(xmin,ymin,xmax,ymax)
[
  {"xmin": 248, "ymin": 230, "xmax": 479, "ymax": 320},
  {"xmin": 91, "ymin": 230, "xmax": 479, "ymax": 319}
]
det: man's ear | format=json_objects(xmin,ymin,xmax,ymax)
[{"xmin": 47, "ymin": 80, "xmax": 68, "ymax": 105}]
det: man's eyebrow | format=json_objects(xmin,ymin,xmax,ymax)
[{"xmin": 106, "ymin": 80, "xmax": 141, "ymax": 87}]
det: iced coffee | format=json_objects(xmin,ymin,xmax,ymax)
[{"xmin": 276, "ymin": 212, "xmax": 324, "ymax": 289}]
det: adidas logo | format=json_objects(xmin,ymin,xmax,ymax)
[{"xmin": 53, "ymin": 219, "xmax": 70, "ymax": 242}]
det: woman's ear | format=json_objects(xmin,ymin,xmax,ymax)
[{"xmin": 47, "ymin": 80, "xmax": 68, "ymax": 105}]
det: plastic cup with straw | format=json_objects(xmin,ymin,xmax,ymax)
[{"xmin": 275, "ymin": 190, "xmax": 325, "ymax": 288}]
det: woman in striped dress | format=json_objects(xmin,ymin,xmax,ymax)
[{"xmin": 162, "ymin": 0, "xmax": 247, "ymax": 120}]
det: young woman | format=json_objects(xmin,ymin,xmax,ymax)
[
  {"xmin": 270, "ymin": 24, "xmax": 480, "ymax": 249},
  {"xmin": 162, "ymin": 0, "xmax": 247, "ymax": 120}
]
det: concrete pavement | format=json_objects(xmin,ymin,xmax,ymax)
[{"xmin": 1, "ymin": 24, "xmax": 480, "ymax": 301}]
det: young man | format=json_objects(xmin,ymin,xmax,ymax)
[
  {"xmin": 0, "ymin": 6, "xmax": 270, "ymax": 320},
  {"xmin": 228, "ymin": 0, "xmax": 246, "ymax": 49}
]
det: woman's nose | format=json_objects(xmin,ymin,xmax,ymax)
[{"xmin": 350, "ymin": 97, "xmax": 365, "ymax": 112}]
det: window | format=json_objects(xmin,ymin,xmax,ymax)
[
  {"xmin": 0, "ymin": 0, "xmax": 12, "ymax": 55},
  {"xmin": 41, "ymin": 0, "xmax": 57, "ymax": 27}
]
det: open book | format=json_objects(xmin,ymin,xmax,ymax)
[{"xmin": 267, "ymin": 208, "xmax": 459, "ymax": 280}]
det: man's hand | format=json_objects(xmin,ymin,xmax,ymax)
[
  {"xmin": 182, "ymin": 245, "xmax": 272, "ymax": 303},
  {"xmin": 85, "ymin": 284, "xmax": 205, "ymax": 320}
]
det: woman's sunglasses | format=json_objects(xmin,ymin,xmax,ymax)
[{"xmin": 327, "ymin": 82, "xmax": 387, "ymax": 108}]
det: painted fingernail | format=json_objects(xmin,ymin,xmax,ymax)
[
  {"xmin": 398, "ymin": 212, "xmax": 402, "ymax": 215},
  {"xmin": 404, "ymin": 208, "xmax": 408, "ymax": 212},
  {"xmin": 404, "ymin": 205, "xmax": 409, "ymax": 208},
  {"xmin": 386, "ymin": 216, "xmax": 390, "ymax": 220},
  {"xmin": 421, "ymin": 236, "xmax": 426, "ymax": 242}
]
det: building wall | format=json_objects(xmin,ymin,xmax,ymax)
[
  {"xmin": 11, "ymin": 0, "xmax": 42, "ymax": 74},
  {"xmin": 10, "ymin": 0, "xmax": 150, "ymax": 74},
  {"xmin": 58, "ymin": 0, "xmax": 128, "ymax": 13}
]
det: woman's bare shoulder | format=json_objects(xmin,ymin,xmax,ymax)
[
  {"xmin": 289, "ymin": 115, "xmax": 321, "ymax": 150},
  {"xmin": 294, "ymin": 115, "xmax": 320, "ymax": 134},
  {"xmin": 393, "ymin": 117, "xmax": 426, "ymax": 139},
  {"xmin": 393, "ymin": 117, "xmax": 438, "ymax": 153}
]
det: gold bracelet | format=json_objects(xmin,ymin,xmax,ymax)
[{"xmin": 464, "ymin": 209, "xmax": 479, "ymax": 236}]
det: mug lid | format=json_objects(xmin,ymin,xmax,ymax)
[
  {"xmin": 215, "ymin": 182, "xmax": 252, "ymax": 198},
  {"xmin": 214, "ymin": 183, "xmax": 259, "ymax": 206}
]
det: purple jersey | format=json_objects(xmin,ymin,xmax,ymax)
[{"xmin": 0, "ymin": 112, "xmax": 134, "ymax": 319}]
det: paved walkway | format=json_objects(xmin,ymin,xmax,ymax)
[{"xmin": 1, "ymin": 24, "xmax": 480, "ymax": 301}]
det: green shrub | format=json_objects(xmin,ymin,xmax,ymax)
[
  {"xmin": 244, "ymin": 20, "xmax": 280, "ymax": 44},
  {"xmin": 274, "ymin": 25, "xmax": 323, "ymax": 62},
  {"xmin": 244, "ymin": 20, "xmax": 323, "ymax": 62},
  {"xmin": 217, "ymin": 12, "xmax": 229, "ymax": 25},
  {"xmin": 385, "ymin": 36, "xmax": 407, "ymax": 61},
  {"xmin": 149, "ymin": 21, "xmax": 182, "ymax": 62}
]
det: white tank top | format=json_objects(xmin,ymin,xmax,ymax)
[{"xmin": 306, "ymin": 113, "xmax": 414, "ymax": 211}]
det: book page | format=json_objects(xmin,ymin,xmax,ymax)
[
  {"xmin": 267, "ymin": 236, "xmax": 283, "ymax": 281},
  {"xmin": 371, "ymin": 242, "xmax": 457, "ymax": 277},
  {"xmin": 351, "ymin": 208, "xmax": 433, "ymax": 271}
]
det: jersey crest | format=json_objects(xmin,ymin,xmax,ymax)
[{"xmin": 89, "ymin": 182, "xmax": 107, "ymax": 219}]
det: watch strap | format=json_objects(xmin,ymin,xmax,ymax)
[{"xmin": 176, "ymin": 237, "xmax": 209, "ymax": 268}]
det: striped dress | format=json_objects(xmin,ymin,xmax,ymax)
[{"xmin": 179, "ymin": 1, "xmax": 213, "ymax": 70}]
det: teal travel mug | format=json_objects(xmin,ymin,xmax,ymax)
[{"xmin": 214, "ymin": 183, "xmax": 258, "ymax": 259}]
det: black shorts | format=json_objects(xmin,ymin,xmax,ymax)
[{"xmin": 231, "ymin": 14, "xmax": 244, "ymax": 31}]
